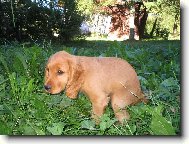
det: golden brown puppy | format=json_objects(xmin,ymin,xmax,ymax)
[{"xmin": 44, "ymin": 51, "xmax": 147, "ymax": 123}]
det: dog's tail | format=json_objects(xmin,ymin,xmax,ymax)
[
  {"xmin": 130, "ymin": 92, "xmax": 149, "ymax": 105},
  {"xmin": 140, "ymin": 92, "xmax": 149, "ymax": 104},
  {"xmin": 119, "ymin": 82, "xmax": 149, "ymax": 105}
]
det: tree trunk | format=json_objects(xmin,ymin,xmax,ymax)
[
  {"xmin": 129, "ymin": 16, "xmax": 135, "ymax": 40},
  {"xmin": 173, "ymin": 14, "xmax": 178, "ymax": 34},
  {"xmin": 150, "ymin": 17, "xmax": 157, "ymax": 37},
  {"xmin": 139, "ymin": 8, "xmax": 148, "ymax": 39}
]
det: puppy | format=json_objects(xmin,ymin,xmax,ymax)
[{"xmin": 44, "ymin": 51, "xmax": 147, "ymax": 123}]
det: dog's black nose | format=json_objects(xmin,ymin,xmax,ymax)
[{"xmin": 44, "ymin": 85, "xmax": 51, "ymax": 91}]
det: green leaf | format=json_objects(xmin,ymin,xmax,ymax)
[
  {"xmin": 143, "ymin": 105, "xmax": 176, "ymax": 135},
  {"xmin": 22, "ymin": 125, "xmax": 36, "ymax": 135},
  {"xmin": 50, "ymin": 96, "xmax": 63, "ymax": 105},
  {"xmin": 154, "ymin": 105, "xmax": 164, "ymax": 116},
  {"xmin": 59, "ymin": 97, "xmax": 73, "ymax": 108},
  {"xmin": 99, "ymin": 114, "xmax": 117, "ymax": 132},
  {"xmin": 0, "ymin": 52, "xmax": 10, "ymax": 74},
  {"xmin": 35, "ymin": 129, "xmax": 45, "ymax": 135},
  {"xmin": 27, "ymin": 78, "xmax": 35, "ymax": 93},
  {"xmin": 15, "ymin": 51, "xmax": 29, "ymax": 76},
  {"xmin": 0, "ymin": 105, "xmax": 4, "ymax": 111},
  {"xmin": 150, "ymin": 114, "xmax": 176, "ymax": 135},
  {"xmin": 130, "ymin": 125, "xmax": 137, "ymax": 134},
  {"xmin": 138, "ymin": 76, "xmax": 148, "ymax": 85},
  {"xmin": 149, "ymin": 105, "xmax": 175, "ymax": 135},
  {"xmin": 0, "ymin": 121, "xmax": 11, "ymax": 134},
  {"xmin": 100, "ymin": 121, "xmax": 107, "ymax": 131},
  {"xmin": 47, "ymin": 122, "xmax": 65, "ymax": 135},
  {"xmin": 161, "ymin": 77, "xmax": 178, "ymax": 90},
  {"xmin": 0, "ymin": 105, "xmax": 9, "ymax": 114},
  {"xmin": 81, "ymin": 120, "xmax": 96, "ymax": 130}
]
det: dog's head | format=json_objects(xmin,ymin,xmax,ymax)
[{"xmin": 44, "ymin": 51, "xmax": 84, "ymax": 99}]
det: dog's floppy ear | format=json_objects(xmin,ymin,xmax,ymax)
[{"xmin": 65, "ymin": 57, "xmax": 84, "ymax": 99}]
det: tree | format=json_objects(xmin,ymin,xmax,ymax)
[
  {"xmin": 144, "ymin": 0, "xmax": 180, "ymax": 38},
  {"xmin": 58, "ymin": 0, "xmax": 83, "ymax": 41}
]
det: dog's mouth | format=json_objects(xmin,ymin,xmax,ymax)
[
  {"xmin": 45, "ymin": 89, "xmax": 63, "ymax": 95},
  {"xmin": 44, "ymin": 85, "xmax": 64, "ymax": 95}
]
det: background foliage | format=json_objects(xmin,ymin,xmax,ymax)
[
  {"xmin": 0, "ymin": 0, "xmax": 83, "ymax": 43},
  {"xmin": 0, "ymin": 0, "xmax": 180, "ymax": 43},
  {"xmin": 144, "ymin": 0, "xmax": 180, "ymax": 39},
  {"xmin": 77, "ymin": 0, "xmax": 180, "ymax": 40}
]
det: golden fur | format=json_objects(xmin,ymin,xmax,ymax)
[{"xmin": 44, "ymin": 51, "xmax": 147, "ymax": 123}]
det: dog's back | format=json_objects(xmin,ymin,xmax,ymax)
[{"xmin": 79, "ymin": 56, "xmax": 146, "ymax": 103}]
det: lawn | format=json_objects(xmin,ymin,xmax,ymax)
[{"xmin": 0, "ymin": 40, "xmax": 180, "ymax": 135}]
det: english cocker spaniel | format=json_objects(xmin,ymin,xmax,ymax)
[{"xmin": 44, "ymin": 51, "xmax": 147, "ymax": 123}]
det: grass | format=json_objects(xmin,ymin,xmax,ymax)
[{"xmin": 0, "ymin": 40, "xmax": 180, "ymax": 135}]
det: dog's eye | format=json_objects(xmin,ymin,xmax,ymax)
[
  {"xmin": 46, "ymin": 67, "xmax": 49, "ymax": 72},
  {"xmin": 57, "ymin": 70, "xmax": 64, "ymax": 75}
]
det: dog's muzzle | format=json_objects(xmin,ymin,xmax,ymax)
[{"xmin": 44, "ymin": 85, "xmax": 51, "ymax": 91}]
